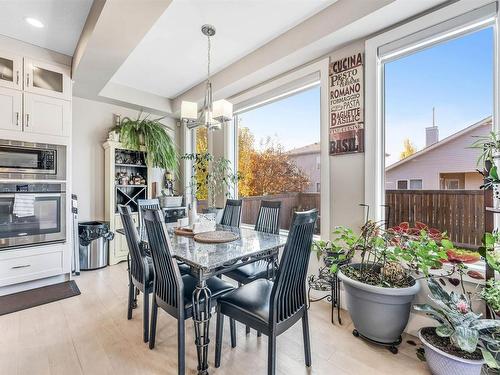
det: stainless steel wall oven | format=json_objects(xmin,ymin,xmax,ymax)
[{"xmin": 0, "ymin": 182, "xmax": 66, "ymax": 249}]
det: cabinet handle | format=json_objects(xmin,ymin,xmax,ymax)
[
  {"xmin": 26, "ymin": 114, "xmax": 30, "ymax": 127},
  {"xmin": 11, "ymin": 264, "xmax": 31, "ymax": 269},
  {"xmin": 16, "ymin": 70, "xmax": 19, "ymax": 85},
  {"xmin": 15, "ymin": 112, "xmax": 19, "ymax": 126},
  {"xmin": 26, "ymin": 73, "xmax": 30, "ymax": 87}
]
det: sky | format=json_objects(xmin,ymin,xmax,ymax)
[
  {"xmin": 237, "ymin": 86, "xmax": 320, "ymax": 151},
  {"xmin": 237, "ymin": 27, "xmax": 494, "ymax": 160},
  {"xmin": 384, "ymin": 27, "xmax": 494, "ymax": 166}
]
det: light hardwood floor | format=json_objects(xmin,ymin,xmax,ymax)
[{"xmin": 0, "ymin": 263, "xmax": 430, "ymax": 375}]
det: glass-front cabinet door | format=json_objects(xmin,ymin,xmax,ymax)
[
  {"xmin": 0, "ymin": 51, "xmax": 22, "ymax": 90},
  {"xmin": 24, "ymin": 59, "xmax": 71, "ymax": 100}
]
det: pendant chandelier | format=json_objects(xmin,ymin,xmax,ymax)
[{"xmin": 181, "ymin": 24, "xmax": 233, "ymax": 131}]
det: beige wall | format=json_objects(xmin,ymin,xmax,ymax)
[
  {"xmin": 72, "ymin": 96, "xmax": 177, "ymax": 221},
  {"xmin": 386, "ymin": 121, "xmax": 490, "ymax": 190},
  {"xmin": 328, "ymin": 41, "xmax": 366, "ymax": 232}
]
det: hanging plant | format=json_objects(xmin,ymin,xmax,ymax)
[{"xmin": 116, "ymin": 112, "xmax": 178, "ymax": 172}]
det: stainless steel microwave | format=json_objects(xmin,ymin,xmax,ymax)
[{"xmin": 0, "ymin": 141, "xmax": 66, "ymax": 180}]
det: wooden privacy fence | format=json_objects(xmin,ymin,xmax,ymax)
[
  {"xmin": 241, "ymin": 192, "xmax": 321, "ymax": 231},
  {"xmin": 385, "ymin": 190, "xmax": 484, "ymax": 248}
]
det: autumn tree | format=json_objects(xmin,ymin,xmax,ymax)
[
  {"xmin": 195, "ymin": 127, "xmax": 208, "ymax": 200},
  {"xmin": 237, "ymin": 127, "xmax": 255, "ymax": 197},
  {"xmin": 400, "ymin": 138, "xmax": 416, "ymax": 160},
  {"xmin": 245, "ymin": 139, "xmax": 310, "ymax": 196}
]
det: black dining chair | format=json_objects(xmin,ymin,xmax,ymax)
[
  {"xmin": 215, "ymin": 209, "xmax": 318, "ymax": 375},
  {"xmin": 143, "ymin": 208, "xmax": 236, "ymax": 375},
  {"xmin": 118, "ymin": 204, "xmax": 154, "ymax": 343},
  {"xmin": 220, "ymin": 199, "xmax": 242, "ymax": 227},
  {"xmin": 224, "ymin": 201, "xmax": 281, "ymax": 335},
  {"xmin": 138, "ymin": 198, "xmax": 190, "ymax": 276},
  {"xmin": 138, "ymin": 199, "xmax": 161, "ymax": 241},
  {"xmin": 225, "ymin": 200, "xmax": 281, "ymax": 283}
]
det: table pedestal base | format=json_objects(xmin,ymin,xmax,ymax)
[{"xmin": 192, "ymin": 281, "xmax": 212, "ymax": 375}]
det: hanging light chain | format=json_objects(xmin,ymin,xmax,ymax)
[{"xmin": 207, "ymin": 33, "xmax": 211, "ymax": 83}]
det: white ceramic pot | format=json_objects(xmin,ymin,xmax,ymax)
[
  {"xmin": 419, "ymin": 329, "xmax": 484, "ymax": 375},
  {"xmin": 493, "ymin": 183, "xmax": 500, "ymax": 209},
  {"xmin": 108, "ymin": 130, "xmax": 120, "ymax": 142}
]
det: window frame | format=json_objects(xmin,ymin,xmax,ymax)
[
  {"xmin": 397, "ymin": 179, "xmax": 409, "ymax": 190},
  {"xmin": 228, "ymin": 59, "xmax": 330, "ymax": 237},
  {"xmin": 409, "ymin": 178, "xmax": 423, "ymax": 190},
  {"xmin": 365, "ymin": 0, "xmax": 498, "ymax": 222},
  {"xmin": 445, "ymin": 178, "xmax": 461, "ymax": 190}
]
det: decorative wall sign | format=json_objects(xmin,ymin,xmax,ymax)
[{"xmin": 329, "ymin": 52, "xmax": 364, "ymax": 155}]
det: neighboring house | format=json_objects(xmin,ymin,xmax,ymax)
[
  {"xmin": 287, "ymin": 142, "xmax": 321, "ymax": 193},
  {"xmin": 385, "ymin": 117, "xmax": 491, "ymax": 190}
]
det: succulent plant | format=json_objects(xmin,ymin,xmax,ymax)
[{"xmin": 414, "ymin": 278, "xmax": 500, "ymax": 369}]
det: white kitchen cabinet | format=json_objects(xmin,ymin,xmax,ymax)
[
  {"xmin": 23, "ymin": 92, "xmax": 71, "ymax": 137},
  {"xmin": 0, "ymin": 51, "xmax": 22, "ymax": 90},
  {"xmin": 0, "ymin": 87, "xmax": 22, "ymax": 132},
  {"xmin": 0, "ymin": 246, "xmax": 64, "ymax": 288},
  {"xmin": 24, "ymin": 58, "xmax": 71, "ymax": 100}
]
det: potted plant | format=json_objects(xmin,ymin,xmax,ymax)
[
  {"xmin": 182, "ymin": 152, "xmax": 239, "ymax": 223},
  {"xmin": 312, "ymin": 226, "xmax": 358, "ymax": 268},
  {"xmin": 114, "ymin": 112, "xmax": 178, "ymax": 172},
  {"xmin": 471, "ymin": 131, "xmax": 500, "ymax": 167},
  {"xmin": 415, "ymin": 277, "xmax": 500, "ymax": 375},
  {"xmin": 471, "ymin": 132, "xmax": 500, "ymax": 207},
  {"xmin": 335, "ymin": 219, "xmax": 448, "ymax": 352},
  {"xmin": 481, "ymin": 279, "xmax": 500, "ymax": 320},
  {"xmin": 479, "ymin": 230, "xmax": 500, "ymax": 274}
]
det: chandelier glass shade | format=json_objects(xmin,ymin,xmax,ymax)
[{"xmin": 181, "ymin": 24, "xmax": 233, "ymax": 130}]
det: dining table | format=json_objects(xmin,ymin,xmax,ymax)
[{"xmin": 117, "ymin": 224, "xmax": 287, "ymax": 375}]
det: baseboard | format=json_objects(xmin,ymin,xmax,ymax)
[{"xmin": 0, "ymin": 273, "xmax": 70, "ymax": 296}]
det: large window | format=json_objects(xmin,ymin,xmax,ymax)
[
  {"xmin": 235, "ymin": 85, "xmax": 320, "ymax": 232},
  {"xmin": 383, "ymin": 25, "xmax": 494, "ymax": 249}
]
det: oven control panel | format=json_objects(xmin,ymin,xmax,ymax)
[{"xmin": 0, "ymin": 183, "xmax": 66, "ymax": 193}]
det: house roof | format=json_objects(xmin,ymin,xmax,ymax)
[
  {"xmin": 287, "ymin": 142, "xmax": 320, "ymax": 156},
  {"xmin": 386, "ymin": 116, "xmax": 492, "ymax": 172}
]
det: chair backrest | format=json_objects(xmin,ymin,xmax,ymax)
[
  {"xmin": 138, "ymin": 199, "xmax": 161, "ymax": 240},
  {"xmin": 143, "ymin": 208, "xmax": 183, "ymax": 311},
  {"xmin": 220, "ymin": 199, "xmax": 242, "ymax": 227},
  {"xmin": 271, "ymin": 209, "xmax": 318, "ymax": 324},
  {"xmin": 254, "ymin": 200, "xmax": 281, "ymax": 235},
  {"xmin": 118, "ymin": 205, "xmax": 149, "ymax": 284}
]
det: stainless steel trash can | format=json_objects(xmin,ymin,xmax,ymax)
[{"xmin": 79, "ymin": 221, "xmax": 114, "ymax": 270}]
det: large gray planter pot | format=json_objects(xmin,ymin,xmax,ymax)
[
  {"xmin": 337, "ymin": 263, "xmax": 420, "ymax": 344},
  {"xmin": 419, "ymin": 329, "xmax": 484, "ymax": 375}
]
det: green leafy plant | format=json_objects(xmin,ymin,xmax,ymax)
[
  {"xmin": 479, "ymin": 165, "xmax": 500, "ymax": 190},
  {"xmin": 116, "ymin": 112, "xmax": 178, "ymax": 172},
  {"xmin": 312, "ymin": 227, "xmax": 361, "ymax": 273},
  {"xmin": 481, "ymin": 279, "xmax": 500, "ymax": 315},
  {"xmin": 470, "ymin": 131, "xmax": 500, "ymax": 166},
  {"xmin": 414, "ymin": 278, "xmax": 500, "ymax": 368},
  {"xmin": 334, "ymin": 218, "xmax": 449, "ymax": 288},
  {"xmin": 182, "ymin": 152, "xmax": 240, "ymax": 208},
  {"xmin": 478, "ymin": 230, "xmax": 500, "ymax": 273}
]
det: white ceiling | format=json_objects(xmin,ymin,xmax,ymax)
[
  {"xmin": 0, "ymin": 0, "xmax": 93, "ymax": 56},
  {"xmin": 110, "ymin": 0, "xmax": 336, "ymax": 99}
]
